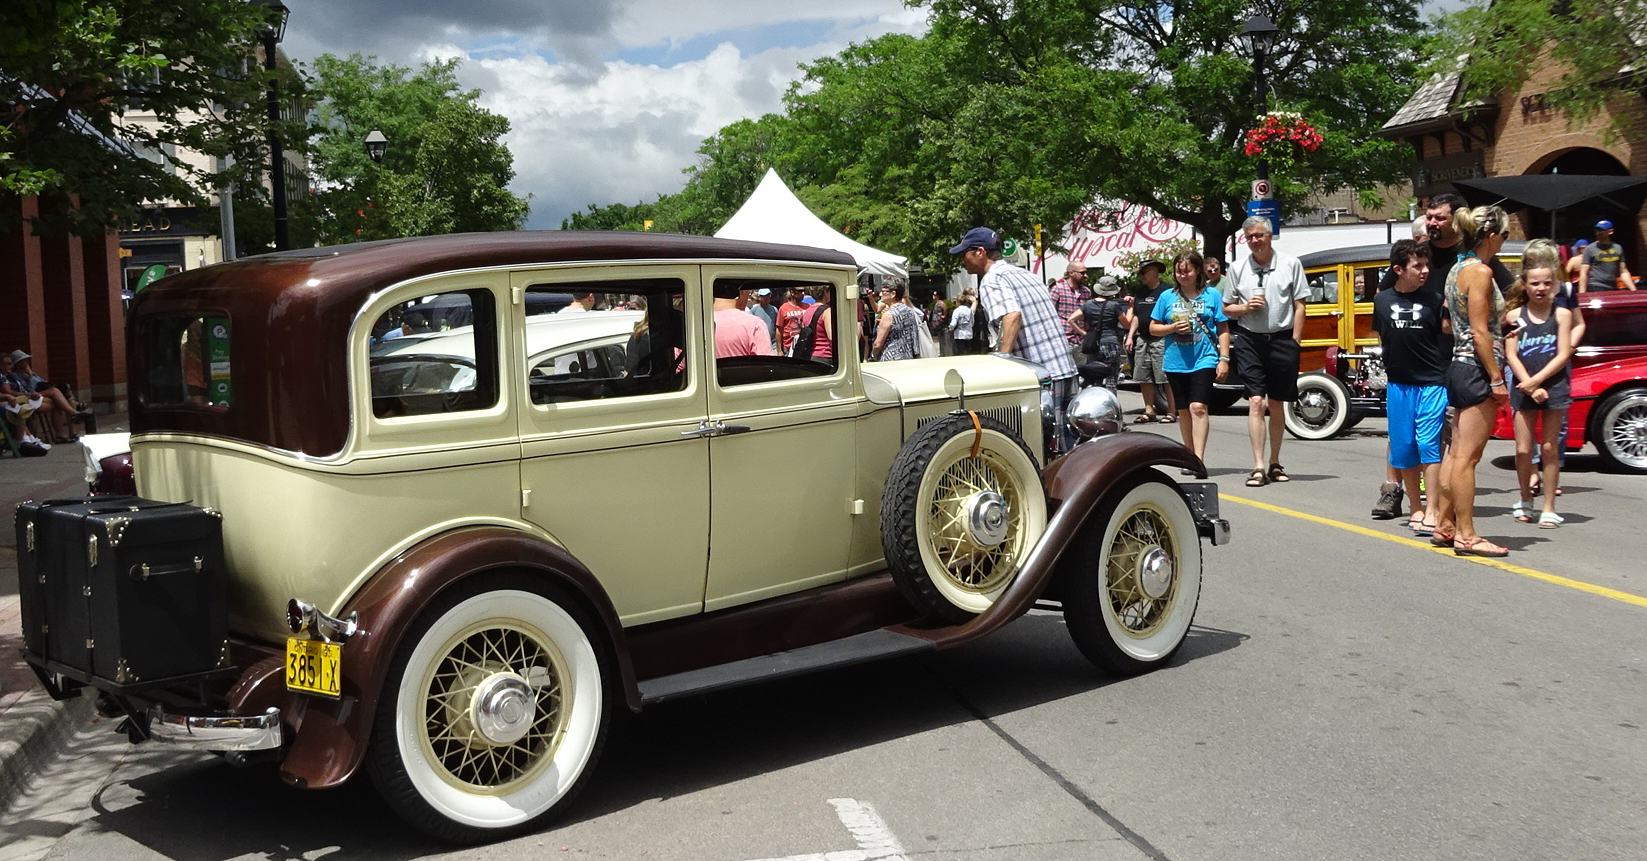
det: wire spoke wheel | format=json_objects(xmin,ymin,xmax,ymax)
[
  {"xmin": 883, "ymin": 413, "xmax": 1047, "ymax": 623},
  {"xmin": 1061, "ymin": 473, "xmax": 1202, "ymax": 674},
  {"xmin": 369, "ymin": 578, "xmax": 609, "ymax": 843}
]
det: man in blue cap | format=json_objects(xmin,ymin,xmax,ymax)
[
  {"xmin": 1579, "ymin": 219, "xmax": 1636, "ymax": 292},
  {"xmin": 951, "ymin": 227, "xmax": 1078, "ymax": 445}
]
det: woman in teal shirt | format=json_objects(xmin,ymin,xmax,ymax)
[{"xmin": 1150, "ymin": 249, "xmax": 1231, "ymax": 476}]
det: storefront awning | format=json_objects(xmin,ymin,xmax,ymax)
[{"xmin": 1453, "ymin": 175, "xmax": 1647, "ymax": 213}]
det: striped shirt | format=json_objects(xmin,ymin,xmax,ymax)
[{"xmin": 978, "ymin": 261, "xmax": 1078, "ymax": 381}]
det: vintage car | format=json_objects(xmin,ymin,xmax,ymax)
[
  {"xmin": 1282, "ymin": 241, "xmax": 1526, "ymax": 439},
  {"xmin": 1490, "ymin": 290, "xmax": 1647, "ymax": 472},
  {"xmin": 23, "ymin": 232, "xmax": 1229, "ymax": 844}
]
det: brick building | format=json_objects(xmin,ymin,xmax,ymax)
[{"xmin": 1379, "ymin": 52, "xmax": 1647, "ymax": 268}]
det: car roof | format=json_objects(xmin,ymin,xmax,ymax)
[{"xmin": 1300, "ymin": 241, "xmax": 1529, "ymax": 269}]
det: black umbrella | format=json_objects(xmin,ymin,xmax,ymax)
[{"xmin": 1453, "ymin": 174, "xmax": 1647, "ymax": 214}]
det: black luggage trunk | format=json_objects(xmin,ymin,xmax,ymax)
[{"xmin": 15, "ymin": 496, "xmax": 231, "ymax": 691}]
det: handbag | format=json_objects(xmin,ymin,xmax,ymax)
[{"xmin": 915, "ymin": 321, "xmax": 939, "ymax": 359}]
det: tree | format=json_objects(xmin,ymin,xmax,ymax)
[
  {"xmin": 560, "ymin": 201, "xmax": 656, "ymax": 231},
  {"xmin": 780, "ymin": 0, "xmax": 1426, "ymax": 264},
  {"xmin": 1429, "ymin": 0, "xmax": 1647, "ymax": 130},
  {"xmin": 0, "ymin": 0, "xmax": 283, "ymax": 238},
  {"xmin": 302, "ymin": 54, "xmax": 528, "ymax": 244}
]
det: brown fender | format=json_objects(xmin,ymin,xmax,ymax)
[
  {"xmin": 895, "ymin": 431, "xmax": 1202, "ymax": 647},
  {"xmin": 271, "ymin": 526, "xmax": 638, "ymax": 790}
]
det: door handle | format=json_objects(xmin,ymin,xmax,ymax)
[{"xmin": 680, "ymin": 422, "xmax": 753, "ymax": 438}]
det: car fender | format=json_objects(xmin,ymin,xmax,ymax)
[
  {"xmin": 897, "ymin": 431, "xmax": 1203, "ymax": 649},
  {"xmin": 264, "ymin": 525, "xmax": 638, "ymax": 791}
]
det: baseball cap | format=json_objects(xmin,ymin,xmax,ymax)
[
  {"xmin": 1597, "ymin": 219, "xmax": 1615, "ymax": 231},
  {"xmin": 1095, "ymin": 276, "xmax": 1121, "ymax": 297},
  {"xmin": 948, "ymin": 227, "xmax": 1000, "ymax": 255},
  {"xmin": 1137, "ymin": 258, "xmax": 1165, "ymax": 275},
  {"xmin": 756, "ymin": 288, "xmax": 771, "ymax": 296},
  {"xmin": 1574, "ymin": 239, "xmax": 1590, "ymax": 249}
]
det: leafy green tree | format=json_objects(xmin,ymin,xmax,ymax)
[
  {"xmin": 0, "ymin": 0, "xmax": 284, "ymax": 238},
  {"xmin": 561, "ymin": 201, "xmax": 657, "ymax": 231},
  {"xmin": 302, "ymin": 54, "xmax": 528, "ymax": 244},
  {"xmin": 1430, "ymin": 0, "xmax": 1646, "ymax": 130}
]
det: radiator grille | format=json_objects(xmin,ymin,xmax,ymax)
[{"xmin": 916, "ymin": 405, "xmax": 1022, "ymax": 436}]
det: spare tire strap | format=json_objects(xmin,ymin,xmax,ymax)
[{"xmin": 967, "ymin": 410, "xmax": 983, "ymax": 458}]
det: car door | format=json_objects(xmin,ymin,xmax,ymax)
[
  {"xmin": 511, "ymin": 266, "xmax": 711, "ymax": 627},
  {"xmin": 699, "ymin": 265, "xmax": 863, "ymax": 612}
]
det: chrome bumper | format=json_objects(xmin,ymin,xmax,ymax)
[{"xmin": 147, "ymin": 706, "xmax": 283, "ymax": 751}]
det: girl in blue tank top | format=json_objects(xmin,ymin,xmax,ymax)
[{"xmin": 1505, "ymin": 261, "xmax": 1574, "ymax": 528}]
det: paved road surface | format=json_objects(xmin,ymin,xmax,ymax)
[{"xmin": 4, "ymin": 400, "xmax": 1643, "ymax": 860}]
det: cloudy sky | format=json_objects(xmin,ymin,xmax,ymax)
[{"xmin": 278, "ymin": 0, "xmax": 928, "ymax": 229}]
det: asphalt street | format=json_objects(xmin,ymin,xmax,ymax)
[{"xmin": 3, "ymin": 395, "xmax": 1644, "ymax": 861}]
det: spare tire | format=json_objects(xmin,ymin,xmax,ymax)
[{"xmin": 880, "ymin": 412, "xmax": 1048, "ymax": 623}]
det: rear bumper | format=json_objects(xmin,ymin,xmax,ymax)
[{"xmin": 147, "ymin": 705, "xmax": 283, "ymax": 751}]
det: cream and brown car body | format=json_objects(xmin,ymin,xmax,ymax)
[{"xmin": 36, "ymin": 231, "xmax": 1226, "ymax": 842}]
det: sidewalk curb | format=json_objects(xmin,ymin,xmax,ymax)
[{"xmin": 0, "ymin": 688, "xmax": 94, "ymax": 814}]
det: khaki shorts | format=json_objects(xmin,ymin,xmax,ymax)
[{"xmin": 1131, "ymin": 338, "xmax": 1168, "ymax": 385}]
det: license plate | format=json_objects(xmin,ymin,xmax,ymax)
[{"xmin": 286, "ymin": 637, "xmax": 342, "ymax": 697}]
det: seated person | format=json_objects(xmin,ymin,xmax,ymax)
[{"xmin": 3, "ymin": 351, "xmax": 79, "ymax": 442}]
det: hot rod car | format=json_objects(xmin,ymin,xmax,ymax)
[{"xmin": 21, "ymin": 232, "xmax": 1229, "ymax": 843}]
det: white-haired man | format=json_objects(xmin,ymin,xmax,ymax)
[{"xmin": 1223, "ymin": 215, "xmax": 1308, "ymax": 487}]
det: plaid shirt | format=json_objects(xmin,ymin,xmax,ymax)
[
  {"xmin": 1049, "ymin": 278, "xmax": 1086, "ymax": 345},
  {"xmin": 979, "ymin": 260, "xmax": 1078, "ymax": 381}
]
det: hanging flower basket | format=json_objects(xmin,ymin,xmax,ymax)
[{"xmin": 1243, "ymin": 112, "xmax": 1323, "ymax": 158}]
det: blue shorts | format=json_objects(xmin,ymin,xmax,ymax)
[{"xmin": 1387, "ymin": 381, "xmax": 1447, "ymax": 468}]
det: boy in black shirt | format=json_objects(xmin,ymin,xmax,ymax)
[{"xmin": 1373, "ymin": 240, "xmax": 1449, "ymax": 533}]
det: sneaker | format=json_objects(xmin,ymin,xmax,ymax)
[{"xmin": 1371, "ymin": 482, "xmax": 1404, "ymax": 520}]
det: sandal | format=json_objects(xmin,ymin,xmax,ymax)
[
  {"xmin": 1411, "ymin": 519, "xmax": 1438, "ymax": 537},
  {"xmin": 1538, "ymin": 512, "xmax": 1564, "ymax": 529},
  {"xmin": 1406, "ymin": 515, "xmax": 1427, "ymax": 532},
  {"xmin": 1245, "ymin": 468, "xmax": 1269, "ymax": 487},
  {"xmin": 1159, "ymin": 414, "xmax": 1178, "ymax": 423},
  {"xmin": 1453, "ymin": 536, "xmax": 1509, "ymax": 557},
  {"xmin": 1267, "ymin": 463, "xmax": 1290, "ymax": 483},
  {"xmin": 1429, "ymin": 529, "xmax": 1455, "ymax": 548},
  {"xmin": 1134, "ymin": 413, "xmax": 1158, "ymax": 424},
  {"xmin": 1510, "ymin": 501, "xmax": 1534, "ymax": 523}
]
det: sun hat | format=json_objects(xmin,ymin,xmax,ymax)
[{"xmin": 1095, "ymin": 276, "xmax": 1121, "ymax": 297}]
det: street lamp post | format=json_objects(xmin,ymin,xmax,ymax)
[
  {"xmin": 254, "ymin": 0, "xmax": 291, "ymax": 251},
  {"xmin": 1239, "ymin": 15, "xmax": 1280, "ymax": 187},
  {"xmin": 364, "ymin": 129, "xmax": 388, "ymax": 164}
]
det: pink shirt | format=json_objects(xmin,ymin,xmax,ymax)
[{"xmin": 714, "ymin": 308, "xmax": 776, "ymax": 358}]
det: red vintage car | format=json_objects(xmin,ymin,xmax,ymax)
[{"xmin": 1493, "ymin": 290, "xmax": 1647, "ymax": 472}]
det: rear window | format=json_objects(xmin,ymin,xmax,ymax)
[
  {"xmin": 139, "ymin": 315, "xmax": 233, "ymax": 408},
  {"xmin": 368, "ymin": 290, "xmax": 499, "ymax": 418}
]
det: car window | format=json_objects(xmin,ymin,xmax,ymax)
[
  {"xmin": 1306, "ymin": 271, "xmax": 1339, "ymax": 305},
  {"xmin": 1352, "ymin": 266, "xmax": 1383, "ymax": 303},
  {"xmin": 138, "ymin": 314, "xmax": 233, "ymax": 409},
  {"xmin": 522, "ymin": 280, "xmax": 689, "ymax": 405},
  {"xmin": 713, "ymin": 277, "xmax": 838, "ymax": 388},
  {"xmin": 1586, "ymin": 304, "xmax": 1647, "ymax": 349},
  {"xmin": 368, "ymin": 290, "xmax": 498, "ymax": 419}
]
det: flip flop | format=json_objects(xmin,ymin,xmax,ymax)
[
  {"xmin": 1267, "ymin": 463, "xmax": 1290, "ymax": 483},
  {"xmin": 1429, "ymin": 530, "xmax": 1455, "ymax": 548},
  {"xmin": 1411, "ymin": 520, "xmax": 1438, "ymax": 537},
  {"xmin": 1406, "ymin": 515, "xmax": 1426, "ymax": 532},
  {"xmin": 1538, "ymin": 512, "xmax": 1564, "ymax": 529},
  {"xmin": 1245, "ymin": 468, "xmax": 1268, "ymax": 487},
  {"xmin": 1453, "ymin": 536, "xmax": 1509, "ymax": 557}
]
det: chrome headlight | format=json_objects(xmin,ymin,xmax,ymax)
[
  {"xmin": 1040, "ymin": 388, "xmax": 1056, "ymax": 430},
  {"xmin": 1068, "ymin": 386, "xmax": 1124, "ymax": 440}
]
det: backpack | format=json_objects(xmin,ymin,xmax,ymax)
[{"xmin": 790, "ymin": 303, "xmax": 827, "ymax": 359}]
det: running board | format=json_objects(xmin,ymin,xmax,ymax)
[{"xmin": 637, "ymin": 628, "xmax": 936, "ymax": 705}]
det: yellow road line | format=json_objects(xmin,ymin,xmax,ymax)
[{"xmin": 1219, "ymin": 492, "xmax": 1647, "ymax": 609}]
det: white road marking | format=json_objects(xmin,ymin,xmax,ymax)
[{"xmin": 743, "ymin": 798, "xmax": 910, "ymax": 861}]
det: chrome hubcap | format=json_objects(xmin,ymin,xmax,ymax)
[
  {"xmin": 964, "ymin": 490, "xmax": 1010, "ymax": 547},
  {"xmin": 471, "ymin": 672, "xmax": 535, "ymax": 746},
  {"xmin": 1137, "ymin": 546, "xmax": 1175, "ymax": 599}
]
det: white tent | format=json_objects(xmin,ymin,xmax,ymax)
[{"xmin": 716, "ymin": 169, "xmax": 908, "ymax": 277}]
